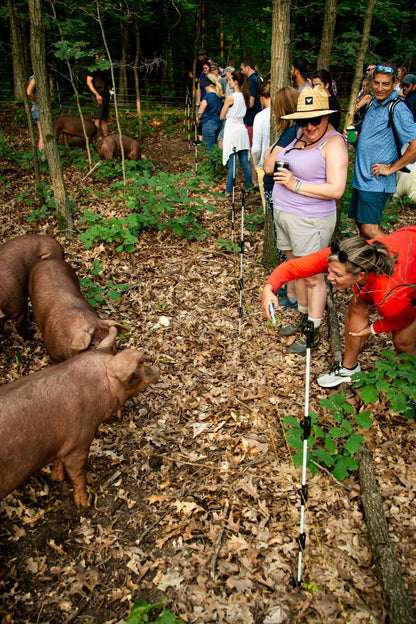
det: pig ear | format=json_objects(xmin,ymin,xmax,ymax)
[
  {"xmin": 70, "ymin": 329, "xmax": 92, "ymax": 354},
  {"xmin": 38, "ymin": 251, "xmax": 51, "ymax": 260},
  {"xmin": 107, "ymin": 350, "xmax": 144, "ymax": 382},
  {"xmin": 97, "ymin": 325, "xmax": 117, "ymax": 350}
]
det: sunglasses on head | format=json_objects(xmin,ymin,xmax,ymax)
[
  {"xmin": 374, "ymin": 65, "xmax": 394, "ymax": 74},
  {"xmin": 298, "ymin": 116, "xmax": 322, "ymax": 127},
  {"xmin": 330, "ymin": 242, "xmax": 364, "ymax": 270}
]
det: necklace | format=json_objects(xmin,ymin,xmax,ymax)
[{"xmin": 294, "ymin": 121, "xmax": 330, "ymax": 150}]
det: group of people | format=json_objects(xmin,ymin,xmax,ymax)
[{"xmin": 260, "ymin": 61, "xmax": 416, "ymax": 389}]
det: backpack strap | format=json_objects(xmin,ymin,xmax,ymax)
[{"xmin": 387, "ymin": 97, "xmax": 411, "ymax": 172}]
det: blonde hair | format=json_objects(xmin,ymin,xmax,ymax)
[
  {"xmin": 272, "ymin": 87, "xmax": 299, "ymax": 132},
  {"xmin": 328, "ymin": 237, "xmax": 397, "ymax": 276},
  {"xmin": 205, "ymin": 73, "xmax": 223, "ymax": 98}
]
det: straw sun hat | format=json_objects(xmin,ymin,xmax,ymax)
[{"xmin": 281, "ymin": 84, "xmax": 337, "ymax": 119}]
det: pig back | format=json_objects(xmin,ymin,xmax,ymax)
[{"xmin": 0, "ymin": 235, "xmax": 63, "ymax": 331}]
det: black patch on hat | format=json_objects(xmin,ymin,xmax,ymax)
[{"xmin": 305, "ymin": 96, "xmax": 313, "ymax": 105}]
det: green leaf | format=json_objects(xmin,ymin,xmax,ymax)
[
  {"xmin": 355, "ymin": 411, "xmax": 373, "ymax": 429},
  {"xmin": 344, "ymin": 433, "xmax": 364, "ymax": 455},
  {"xmin": 156, "ymin": 609, "xmax": 186, "ymax": 624},
  {"xmin": 359, "ymin": 385, "xmax": 378, "ymax": 404},
  {"xmin": 312, "ymin": 448, "xmax": 334, "ymax": 467},
  {"xmin": 324, "ymin": 438, "xmax": 337, "ymax": 454},
  {"xmin": 332, "ymin": 457, "xmax": 349, "ymax": 481}
]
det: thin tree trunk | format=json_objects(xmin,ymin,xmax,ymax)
[
  {"xmin": 133, "ymin": 19, "xmax": 142, "ymax": 144},
  {"xmin": 344, "ymin": 0, "xmax": 378, "ymax": 129},
  {"xmin": 9, "ymin": 2, "xmax": 31, "ymax": 99},
  {"xmin": 262, "ymin": 0, "xmax": 290, "ymax": 269},
  {"xmin": 119, "ymin": 18, "xmax": 129, "ymax": 106},
  {"xmin": 317, "ymin": 0, "xmax": 337, "ymax": 70},
  {"xmin": 8, "ymin": 0, "xmax": 42, "ymax": 191},
  {"xmin": 28, "ymin": 0, "xmax": 75, "ymax": 236}
]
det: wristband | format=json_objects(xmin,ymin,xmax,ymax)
[{"xmin": 294, "ymin": 179, "xmax": 302, "ymax": 193}]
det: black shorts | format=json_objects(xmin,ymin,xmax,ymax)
[{"xmin": 92, "ymin": 94, "xmax": 110, "ymax": 120}]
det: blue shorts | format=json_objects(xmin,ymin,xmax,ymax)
[
  {"xmin": 348, "ymin": 188, "xmax": 391, "ymax": 225},
  {"xmin": 31, "ymin": 107, "xmax": 40, "ymax": 124}
]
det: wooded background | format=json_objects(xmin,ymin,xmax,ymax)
[{"xmin": 1, "ymin": 0, "xmax": 415, "ymax": 108}]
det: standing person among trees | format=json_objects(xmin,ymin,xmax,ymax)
[
  {"xmin": 196, "ymin": 74, "xmax": 223, "ymax": 165},
  {"xmin": 240, "ymin": 57, "xmax": 262, "ymax": 187},
  {"xmin": 349, "ymin": 64, "xmax": 416, "ymax": 240},
  {"xmin": 252, "ymin": 81, "xmax": 271, "ymax": 213},
  {"xmin": 312, "ymin": 69, "xmax": 341, "ymax": 130},
  {"xmin": 220, "ymin": 70, "xmax": 252, "ymax": 197},
  {"xmin": 263, "ymin": 85, "xmax": 348, "ymax": 353},
  {"xmin": 290, "ymin": 56, "xmax": 311, "ymax": 92},
  {"xmin": 402, "ymin": 73, "xmax": 416, "ymax": 121},
  {"xmin": 262, "ymin": 227, "xmax": 416, "ymax": 388},
  {"xmin": 86, "ymin": 54, "xmax": 111, "ymax": 137},
  {"xmin": 26, "ymin": 75, "xmax": 46, "ymax": 161}
]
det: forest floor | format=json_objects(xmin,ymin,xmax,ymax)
[{"xmin": 0, "ymin": 104, "xmax": 415, "ymax": 624}]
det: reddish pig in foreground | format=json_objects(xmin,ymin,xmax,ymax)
[
  {"xmin": 54, "ymin": 115, "xmax": 99, "ymax": 145},
  {"xmin": 0, "ymin": 234, "xmax": 64, "ymax": 337},
  {"xmin": 0, "ymin": 330, "xmax": 159, "ymax": 506},
  {"xmin": 29, "ymin": 258, "xmax": 128, "ymax": 363},
  {"xmin": 97, "ymin": 134, "xmax": 142, "ymax": 161}
]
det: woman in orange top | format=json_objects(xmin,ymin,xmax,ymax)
[{"xmin": 262, "ymin": 226, "xmax": 416, "ymax": 387}]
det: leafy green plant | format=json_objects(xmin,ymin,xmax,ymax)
[
  {"xmin": 78, "ymin": 260, "xmax": 129, "ymax": 307},
  {"xmin": 216, "ymin": 238, "xmax": 239, "ymax": 253},
  {"xmin": 353, "ymin": 350, "xmax": 416, "ymax": 419},
  {"xmin": 284, "ymin": 390, "xmax": 370, "ymax": 481},
  {"xmin": 126, "ymin": 599, "xmax": 185, "ymax": 624},
  {"xmin": 245, "ymin": 206, "xmax": 264, "ymax": 231}
]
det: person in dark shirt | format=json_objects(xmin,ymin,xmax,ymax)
[
  {"xmin": 240, "ymin": 57, "xmax": 263, "ymax": 186},
  {"xmin": 86, "ymin": 54, "xmax": 111, "ymax": 136},
  {"xmin": 402, "ymin": 73, "xmax": 416, "ymax": 121}
]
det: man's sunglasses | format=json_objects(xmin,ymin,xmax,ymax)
[
  {"xmin": 330, "ymin": 242, "xmax": 364, "ymax": 270},
  {"xmin": 374, "ymin": 65, "xmax": 394, "ymax": 74},
  {"xmin": 401, "ymin": 82, "xmax": 411, "ymax": 89},
  {"xmin": 298, "ymin": 116, "xmax": 322, "ymax": 127}
]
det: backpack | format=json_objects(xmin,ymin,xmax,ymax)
[{"xmin": 387, "ymin": 97, "xmax": 412, "ymax": 173}]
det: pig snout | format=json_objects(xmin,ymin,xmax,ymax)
[{"xmin": 0, "ymin": 348, "xmax": 159, "ymax": 507}]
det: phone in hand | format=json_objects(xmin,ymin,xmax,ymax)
[{"xmin": 269, "ymin": 302, "xmax": 276, "ymax": 325}]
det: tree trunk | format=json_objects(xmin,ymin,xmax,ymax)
[
  {"xmin": 8, "ymin": 0, "xmax": 42, "ymax": 191},
  {"xmin": 344, "ymin": 0, "xmax": 378, "ymax": 129},
  {"xmin": 262, "ymin": 0, "xmax": 290, "ymax": 269},
  {"xmin": 28, "ymin": 0, "xmax": 75, "ymax": 235},
  {"xmin": 358, "ymin": 445, "xmax": 416, "ymax": 624},
  {"xmin": 9, "ymin": 2, "xmax": 31, "ymax": 99},
  {"xmin": 133, "ymin": 19, "xmax": 143, "ymax": 144},
  {"xmin": 317, "ymin": 0, "xmax": 337, "ymax": 70},
  {"xmin": 119, "ymin": 17, "xmax": 129, "ymax": 106}
]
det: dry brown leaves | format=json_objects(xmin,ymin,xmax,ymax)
[{"xmin": 0, "ymin": 105, "xmax": 415, "ymax": 624}]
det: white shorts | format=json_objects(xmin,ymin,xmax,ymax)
[{"xmin": 274, "ymin": 210, "xmax": 337, "ymax": 256}]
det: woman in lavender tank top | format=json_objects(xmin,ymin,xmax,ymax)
[{"xmin": 263, "ymin": 85, "xmax": 348, "ymax": 354}]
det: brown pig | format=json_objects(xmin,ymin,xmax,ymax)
[
  {"xmin": 29, "ymin": 258, "xmax": 127, "ymax": 363},
  {"xmin": 0, "ymin": 234, "xmax": 64, "ymax": 338},
  {"xmin": 54, "ymin": 115, "xmax": 99, "ymax": 146},
  {"xmin": 0, "ymin": 329, "xmax": 159, "ymax": 506},
  {"xmin": 97, "ymin": 134, "xmax": 142, "ymax": 161}
]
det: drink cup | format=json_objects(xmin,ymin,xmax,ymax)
[{"xmin": 346, "ymin": 126, "xmax": 356, "ymax": 143}]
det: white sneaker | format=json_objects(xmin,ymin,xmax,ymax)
[{"xmin": 317, "ymin": 363, "xmax": 361, "ymax": 388}]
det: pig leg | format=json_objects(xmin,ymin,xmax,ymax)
[
  {"xmin": 51, "ymin": 458, "xmax": 66, "ymax": 481},
  {"xmin": 60, "ymin": 452, "xmax": 90, "ymax": 507}
]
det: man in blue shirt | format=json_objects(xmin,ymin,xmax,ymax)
[{"xmin": 350, "ymin": 64, "xmax": 416, "ymax": 239}]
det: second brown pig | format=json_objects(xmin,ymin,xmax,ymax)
[{"xmin": 29, "ymin": 258, "xmax": 127, "ymax": 363}]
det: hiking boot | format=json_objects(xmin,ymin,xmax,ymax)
[
  {"xmin": 278, "ymin": 294, "xmax": 298, "ymax": 309},
  {"xmin": 278, "ymin": 312, "xmax": 307, "ymax": 337},
  {"xmin": 287, "ymin": 328, "xmax": 320, "ymax": 354},
  {"xmin": 275, "ymin": 285, "xmax": 287, "ymax": 297},
  {"xmin": 317, "ymin": 363, "xmax": 361, "ymax": 388}
]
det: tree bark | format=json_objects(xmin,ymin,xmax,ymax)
[
  {"xmin": 344, "ymin": 0, "xmax": 378, "ymax": 129},
  {"xmin": 28, "ymin": 0, "xmax": 75, "ymax": 236},
  {"xmin": 9, "ymin": 1, "xmax": 31, "ymax": 99},
  {"xmin": 317, "ymin": 0, "xmax": 337, "ymax": 70},
  {"xmin": 262, "ymin": 0, "xmax": 290, "ymax": 269},
  {"xmin": 358, "ymin": 445, "xmax": 416, "ymax": 624},
  {"xmin": 133, "ymin": 18, "xmax": 143, "ymax": 144},
  {"xmin": 119, "ymin": 17, "xmax": 129, "ymax": 106},
  {"xmin": 8, "ymin": 0, "xmax": 42, "ymax": 191}
]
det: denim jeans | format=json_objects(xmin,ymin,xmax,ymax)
[
  {"xmin": 202, "ymin": 119, "xmax": 222, "ymax": 165},
  {"xmin": 226, "ymin": 150, "xmax": 252, "ymax": 194}
]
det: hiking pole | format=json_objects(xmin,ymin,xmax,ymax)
[
  {"xmin": 231, "ymin": 147, "xmax": 237, "ymax": 243},
  {"xmin": 238, "ymin": 187, "xmax": 245, "ymax": 335},
  {"xmin": 294, "ymin": 320, "xmax": 314, "ymax": 586}
]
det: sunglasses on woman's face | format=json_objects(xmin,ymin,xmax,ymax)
[{"xmin": 298, "ymin": 116, "xmax": 322, "ymax": 128}]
